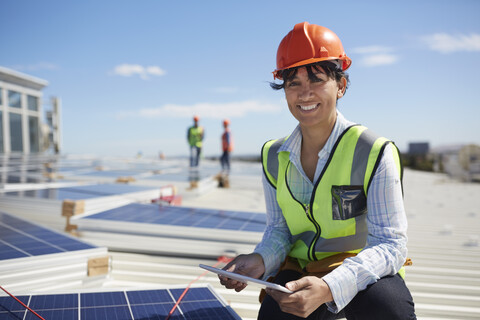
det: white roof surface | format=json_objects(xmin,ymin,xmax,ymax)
[{"xmin": 1, "ymin": 156, "xmax": 479, "ymax": 319}]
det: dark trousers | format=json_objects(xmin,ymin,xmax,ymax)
[
  {"xmin": 189, "ymin": 146, "xmax": 201, "ymax": 167},
  {"xmin": 220, "ymin": 151, "xmax": 230, "ymax": 171},
  {"xmin": 258, "ymin": 270, "xmax": 416, "ymax": 320}
]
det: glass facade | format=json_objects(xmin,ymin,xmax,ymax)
[
  {"xmin": 9, "ymin": 113, "xmax": 23, "ymax": 152},
  {"xmin": 0, "ymin": 111, "xmax": 3, "ymax": 153},
  {"xmin": 27, "ymin": 95, "xmax": 39, "ymax": 111},
  {"xmin": 29, "ymin": 116, "xmax": 39, "ymax": 152},
  {"xmin": 8, "ymin": 90, "xmax": 21, "ymax": 108}
]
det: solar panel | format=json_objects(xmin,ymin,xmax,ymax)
[
  {"xmin": 0, "ymin": 285, "xmax": 241, "ymax": 320},
  {"xmin": 2, "ymin": 184, "xmax": 160, "ymax": 200},
  {"xmin": 0, "ymin": 212, "xmax": 95, "ymax": 261},
  {"xmin": 76, "ymin": 203, "xmax": 266, "ymax": 233},
  {"xmin": 0, "ymin": 184, "xmax": 169, "ymax": 230},
  {"xmin": 72, "ymin": 203, "xmax": 265, "ymax": 258}
]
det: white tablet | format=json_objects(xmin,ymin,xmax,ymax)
[{"xmin": 199, "ymin": 264, "xmax": 293, "ymax": 294}]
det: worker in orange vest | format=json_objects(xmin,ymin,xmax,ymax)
[{"xmin": 221, "ymin": 119, "xmax": 234, "ymax": 173}]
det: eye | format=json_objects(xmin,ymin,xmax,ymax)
[
  {"xmin": 309, "ymin": 73, "xmax": 326, "ymax": 83},
  {"xmin": 287, "ymin": 81, "xmax": 299, "ymax": 87}
]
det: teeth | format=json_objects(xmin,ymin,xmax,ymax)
[{"xmin": 299, "ymin": 104, "xmax": 317, "ymax": 111}]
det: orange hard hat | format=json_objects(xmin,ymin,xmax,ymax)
[
  {"xmin": 193, "ymin": 115, "xmax": 199, "ymax": 121},
  {"xmin": 273, "ymin": 22, "xmax": 352, "ymax": 80}
]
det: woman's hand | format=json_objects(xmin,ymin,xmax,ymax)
[
  {"xmin": 266, "ymin": 276, "xmax": 333, "ymax": 318},
  {"xmin": 219, "ymin": 253, "xmax": 265, "ymax": 292}
]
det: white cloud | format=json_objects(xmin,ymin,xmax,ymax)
[
  {"xmin": 145, "ymin": 66, "xmax": 166, "ymax": 76},
  {"xmin": 112, "ymin": 64, "xmax": 166, "ymax": 79},
  {"xmin": 422, "ymin": 33, "xmax": 480, "ymax": 53},
  {"xmin": 351, "ymin": 46, "xmax": 399, "ymax": 67},
  {"xmin": 360, "ymin": 54, "xmax": 399, "ymax": 67},
  {"xmin": 116, "ymin": 100, "xmax": 282, "ymax": 119}
]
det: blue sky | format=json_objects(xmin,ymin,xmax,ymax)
[{"xmin": 2, "ymin": 0, "xmax": 479, "ymax": 158}]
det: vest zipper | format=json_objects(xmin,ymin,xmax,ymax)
[
  {"xmin": 285, "ymin": 161, "xmax": 321, "ymax": 261},
  {"xmin": 305, "ymin": 203, "xmax": 321, "ymax": 261}
]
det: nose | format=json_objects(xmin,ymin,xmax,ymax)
[{"xmin": 298, "ymin": 83, "xmax": 314, "ymax": 101}]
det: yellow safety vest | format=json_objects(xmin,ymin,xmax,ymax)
[
  {"xmin": 188, "ymin": 126, "xmax": 204, "ymax": 147},
  {"xmin": 262, "ymin": 125, "xmax": 405, "ymax": 277}
]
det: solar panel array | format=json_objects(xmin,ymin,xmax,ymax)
[
  {"xmin": 0, "ymin": 212, "xmax": 95, "ymax": 261},
  {"xmin": 0, "ymin": 285, "xmax": 241, "ymax": 320}
]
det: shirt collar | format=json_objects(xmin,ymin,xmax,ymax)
[{"xmin": 278, "ymin": 110, "xmax": 354, "ymax": 160}]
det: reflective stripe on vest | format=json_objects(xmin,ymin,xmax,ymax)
[{"xmin": 261, "ymin": 125, "xmax": 403, "ymax": 269}]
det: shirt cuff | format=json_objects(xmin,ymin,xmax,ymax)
[
  {"xmin": 253, "ymin": 246, "xmax": 280, "ymax": 280},
  {"xmin": 322, "ymin": 266, "xmax": 358, "ymax": 313}
]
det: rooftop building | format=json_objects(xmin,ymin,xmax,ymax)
[{"xmin": 0, "ymin": 66, "xmax": 60, "ymax": 155}]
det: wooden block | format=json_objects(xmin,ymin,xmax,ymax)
[
  {"xmin": 64, "ymin": 216, "xmax": 78, "ymax": 233},
  {"xmin": 88, "ymin": 256, "xmax": 110, "ymax": 277},
  {"xmin": 62, "ymin": 200, "xmax": 85, "ymax": 216},
  {"xmin": 116, "ymin": 176, "xmax": 135, "ymax": 183}
]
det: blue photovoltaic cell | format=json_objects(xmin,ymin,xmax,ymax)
[
  {"xmin": 83, "ymin": 203, "xmax": 266, "ymax": 233},
  {"xmin": 0, "ymin": 287, "xmax": 241, "ymax": 320},
  {"xmin": 0, "ymin": 212, "xmax": 96, "ymax": 261}
]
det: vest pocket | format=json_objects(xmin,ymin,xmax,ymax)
[{"xmin": 331, "ymin": 185, "xmax": 367, "ymax": 220}]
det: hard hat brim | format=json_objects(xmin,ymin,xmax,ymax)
[{"xmin": 273, "ymin": 57, "xmax": 352, "ymax": 80}]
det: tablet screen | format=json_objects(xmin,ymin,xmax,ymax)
[{"xmin": 199, "ymin": 264, "xmax": 293, "ymax": 293}]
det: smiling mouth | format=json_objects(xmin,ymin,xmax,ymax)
[{"xmin": 298, "ymin": 103, "xmax": 319, "ymax": 111}]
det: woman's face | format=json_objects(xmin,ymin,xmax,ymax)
[{"xmin": 284, "ymin": 66, "xmax": 345, "ymax": 130}]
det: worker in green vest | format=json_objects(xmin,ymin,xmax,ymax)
[
  {"xmin": 218, "ymin": 22, "xmax": 416, "ymax": 320},
  {"xmin": 187, "ymin": 115, "xmax": 204, "ymax": 168}
]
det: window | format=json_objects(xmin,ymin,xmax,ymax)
[
  {"xmin": 9, "ymin": 112, "xmax": 23, "ymax": 152},
  {"xmin": 29, "ymin": 116, "xmax": 40, "ymax": 153},
  {"xmin": 0, "ymin": 111, "xmax": 3, "ymax": 153},
  {"xmin": 27, "ymin": 95, "xmax": 39, "ymax": 111},
  {"xmin": 8, "ymin": 90, "xmax": 21, "ymax": 108}
]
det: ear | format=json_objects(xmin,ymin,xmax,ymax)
[{"xmin": 337, "ymin": 77, "xmax": 347, "ymax": 98}]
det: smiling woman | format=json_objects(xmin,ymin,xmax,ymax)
[{"xmin": 216, "ymin": 22, "xmax": 417, "ymax": 320}]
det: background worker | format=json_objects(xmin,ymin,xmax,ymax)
[
  {"xmin": 218, "ymin": 119, "xmax": 234, "ymax": 188},
  {"xmin": 187, "ymin": 115, "xmax": 204, "ymax": 168},
  {"xmin": 218, "ymin": 22, "xmax": 416, "ymax": 319},
  {"xmin": 221, "ymin": 119, "xmax": 233, "ymax": 174}
]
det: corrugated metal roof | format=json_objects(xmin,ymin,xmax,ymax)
[{"xmin": 1, "ymin": 155, "xmax": 479, "ymax": 319}]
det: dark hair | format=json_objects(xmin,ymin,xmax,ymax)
[{"xmin": 270, "ymin": 61, "xmax": 350, "ymax": 94}]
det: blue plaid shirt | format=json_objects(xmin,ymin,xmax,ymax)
[{"xmin": 254, "ymin": 111, "xmax": 408, "ymax": 313}]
